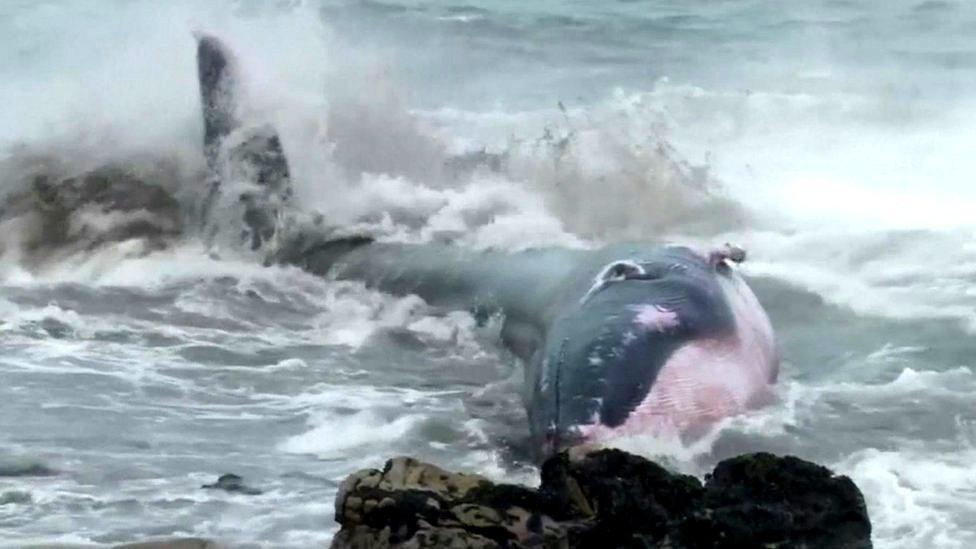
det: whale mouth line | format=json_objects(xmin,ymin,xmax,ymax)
[{"xmin": 572, "ymin": 334, "xmax": 759, "ymax": 443}]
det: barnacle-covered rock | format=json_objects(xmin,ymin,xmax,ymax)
[{"xmin": 332, "ymin": 450, "xmax": 872, "ymax": 549}]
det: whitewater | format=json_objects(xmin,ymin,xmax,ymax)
[{"xmin": 2, "ymin": 1, "xmax": 975, "ymax": 547}]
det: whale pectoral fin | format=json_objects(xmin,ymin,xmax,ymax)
[
  {"xmin": 196, "ymin": 33, "xmax": 238, "ymax": 168},
  {"xmin": 195, "ymin": 33, "xmax": 295, "ymax": 254}
]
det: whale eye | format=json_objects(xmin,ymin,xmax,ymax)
[
  {"xmin": 581, "ymin": 260, "xmax": 647, "ymax": 303},
  {"xmin": 605, "ymin": 261, "xmax": 643, "ymax": 281}
]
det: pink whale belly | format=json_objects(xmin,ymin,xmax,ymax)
[
  {"xmin": 586, "ymin": 338, "xmax": 774, "ymax": 441},
  {"xmin": 582, "ymin": 271, "xmax": 779, "ymax": 442}
]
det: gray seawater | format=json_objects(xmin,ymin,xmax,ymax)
[{"xmin": 2, "ymin": 1, "xmax": 976, "ymax": 547}]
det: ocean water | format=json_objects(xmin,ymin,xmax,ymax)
[{"xmin": 2, "ymin": 0, "xmax": 976, "ymax": 547}]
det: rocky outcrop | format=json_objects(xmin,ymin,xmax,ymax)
[
  {"xmin": 331, "ymin": 457, "xmax": 560, "ymax": 548},
  {"xmin": 0, "ymin": 161, "xmax": 185, "ymax": 264},
  {"xmin": 331, "ymin": 449, "xmax": 872, "ymax": 549},
  {"xmin": 201, "ymin": 473, "xmax": 263, "ymax": 495}
]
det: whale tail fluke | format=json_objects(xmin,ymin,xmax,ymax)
[{"xmin": 195, "ymin": 33, "xmax": 293, "ymax": 253}]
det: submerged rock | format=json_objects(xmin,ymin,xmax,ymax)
[
  {"xmin": 23, "ymin": 539, "xmax": 218, "ymax": 549},
  {"xmin": 0, "ymin": 458, "xmax": 58, "ymax": 477},
  {"xmin": 113, "ymin": 540, "xmax": 220, "ymax": 549},
  {"xmin": 0, "ymin": 490, "xmax": 32, "ymax": 505},
  {"xmin": 331, "ymin": 449, "xmax": 871, "ymax": 549},
  {"xmin": 201, "ymin": 473, "xmax": 263, "ymax": 495}
]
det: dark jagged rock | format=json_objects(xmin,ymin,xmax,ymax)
[
  {"xmin": 201, "ymin": 473, "xmax": 263, "ymax": 496},
  {"xmin": 331, "ymin": 449, "xmax": 872, "ymax": 549},
  {"xmin": 540, "ymin": 449, "xmax": 704, "ymax": 547},
  {"xmin": 331, "ymin": 457, "xmax": 566, "ymax": 548},
  {"xmin": 685, "ymin": 453, "xmax": 873, "ymax": 549}
]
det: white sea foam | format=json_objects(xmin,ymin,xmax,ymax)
[
  {"xmin": 279, "ymin": 410, "xmax": 427, "ymax": 457},
  {"xmin": 841, "ymin": 448, "xmax": 976, "ymax": 549},
  {"xmin": 733, "ymin": 228, "xmax": 976, "ymax": 331}
]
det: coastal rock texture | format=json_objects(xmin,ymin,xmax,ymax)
[
  {"xmin": 331, "ymin": 449, "xmax": 871, "ymax": 549},
  {"xmin": 0, "ymin": 161, "xmax": 185, "ymax": 265}
]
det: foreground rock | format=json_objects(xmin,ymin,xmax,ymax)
[{"xmin": 332, "ymin": 449, "xmax": 871, "ymax": 549}]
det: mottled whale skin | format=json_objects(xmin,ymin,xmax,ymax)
[
  {"xmin": 196, "ymin": 35, "xmax": 779, "ymax": 458},
  {"xmin": 196, "ymin": 33, "xmax": 292, "ymax": 251},
  {"xmin": 302, "ymin": 242, "xmax": 778, "ymax": 456}
]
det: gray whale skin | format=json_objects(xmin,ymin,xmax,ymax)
[{"xmin": 196, "ymin": 34, "xmax": 779, "ymax": 458}]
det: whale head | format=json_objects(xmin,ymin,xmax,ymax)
[{"xmin": 529, "ymin": 244, "xmax": 778, "ymax": 458}]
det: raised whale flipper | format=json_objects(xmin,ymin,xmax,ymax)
[
  {"xmin": 196, "ymin": 33, "xmax": 238, "ymax": 169},
  {"xmin": 195, "ymin": 33, "xmax": 293, "ymax": 252}
]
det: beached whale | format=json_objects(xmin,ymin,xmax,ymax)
[{"xmin": 197, "ymin": 34, "xmax": 779, "ymax": 457}]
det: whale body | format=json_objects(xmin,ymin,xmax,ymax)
[
  {"xmin": 308, "ymin": 241, "xmax": 778, "ymax": 456},
  {"xmin": 196, "ymin": 35, "xmax": 779, "ymax": 457}
]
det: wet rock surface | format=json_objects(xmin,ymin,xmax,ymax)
[
  {"xmin": 0, "ymin": 457, "xmax": 59, "ymax": 477},
  {"xmin": 0, "ymin": 161, "xmax": 186, "ymax": 264},
  {"xmin": 331, "ymin": 449, "xmax": 872, "ymax": 549}
]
